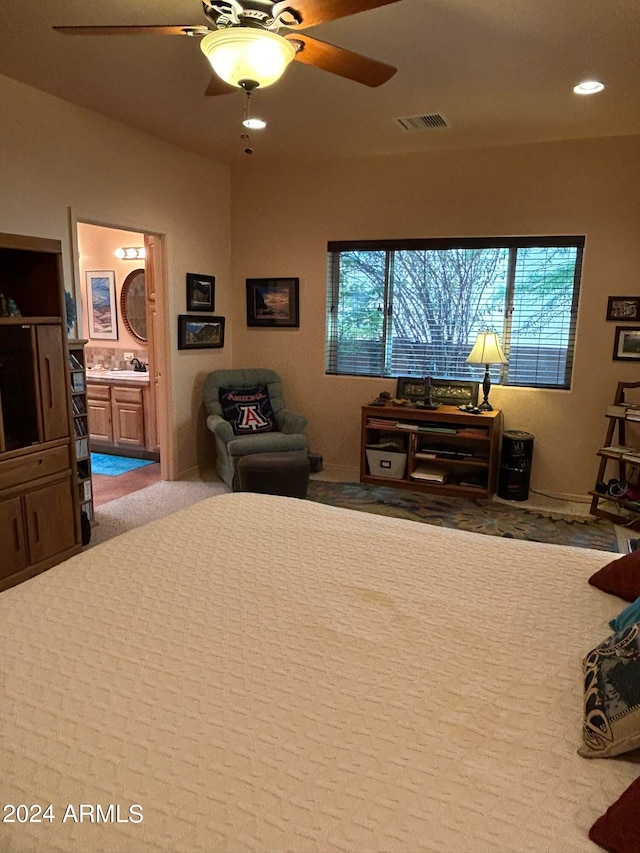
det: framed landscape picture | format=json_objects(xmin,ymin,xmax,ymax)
[
  {"xmin": 395, "ymin": 377, "xmax": 479, "ymax": 406},
  {"xmin": 431, "ymin": 379, "xmax": 480, "ymax": 407},
  {"xmin": 186, "ymin": 273, "xmax": 215, "ymax": 312},
  {"xmin": 613, "ymin": 326, "xmax": 640, "ymax": 361},
  {"xmin": 607, "ymin": 296, "xmax": 640, "ymax": 321},
  {"xmin": 246, "ymin": 277, "xmax": 299, "ymax": 327},
  {"xmin": 177, "ymin": 315, "xmax": 225, "ymax": 350},
  {"xmin": 86, "ymin": 270, "xmax": 118, "ymax": 340}
]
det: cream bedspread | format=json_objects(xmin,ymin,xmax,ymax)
[{"xmin": 0, "ymin": 492, "xmax": 635, "ymax": 852}]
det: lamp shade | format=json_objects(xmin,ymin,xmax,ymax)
[
  {"xmin": 200, "ymin": 28, "xmax": 296, "ymax": 89},
  {"xmin": 466, "ymin": 331, "xmax": 507, "ymax": 365}
]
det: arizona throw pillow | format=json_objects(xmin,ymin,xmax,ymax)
[{"xmin": 219, "ymin": 386, "xmax": 275, "ymax": 435}]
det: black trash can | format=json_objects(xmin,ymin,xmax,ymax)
[{"xmin": 498, "ymin": 430, "xmax": 534, "ymax": 501}]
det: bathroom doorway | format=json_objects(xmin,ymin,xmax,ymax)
[{"xmin": 72, "ymin": 220, "xmax": 170, "ymax": 504}]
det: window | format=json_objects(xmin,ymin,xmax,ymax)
[{"xmin": 326, "ymin": 236, "xmax": 584, "ymax": 389}]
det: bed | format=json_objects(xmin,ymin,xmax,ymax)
[{"xmin": 0, "ymin": 492, "xmax": 635, "ymax": 852}]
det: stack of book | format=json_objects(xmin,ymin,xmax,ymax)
[
  {"xmin": 396, "ymin": 422, "xmax": 458, "ymax": 434},
  {"xmin": 607, "ymin": 403, "xmax": 640, "ymax": 421},
  {"xmin": 410, "ymin": 462, "xmax": 449, "ymax": 483}
]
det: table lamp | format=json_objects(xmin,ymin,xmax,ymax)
[{"xmin": 466, "ymin": 331, "xmax": 507, "ymax": 411}]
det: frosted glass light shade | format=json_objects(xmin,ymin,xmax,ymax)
[
  {"xmin": 200, "ymin": 28, "xmax": 296, "ymax": 89},
  {"xmin": 466, "ymin": 331, "xmax": 507, "ymax": 365}
]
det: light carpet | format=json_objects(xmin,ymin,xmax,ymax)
[{"xmin": 89, "ymin": 478, "xmax": 229, "ymax": 547}]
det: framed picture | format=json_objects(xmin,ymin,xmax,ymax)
[
  {"xmin": 246, "ymin": 277, "xmax": 299, "ymax": 327},
  {"xmin": 177, "ymin": 314, "xmax": 225, "ymax": 350},
  {"xmin": 86, "ymin": 270, "xmax": 118, "ymax": 340},
  {"xmin": 607, "ymin": 296, "xmax": 640, "ymax": 321},
  {"xmin": 186, "ymin": 273, "xmax": 215, "ymax": 312},
  {"xmin": 431, "ymin": 379, "xmax": 480, "ymax": 407},
  {"xmin": 395, "ymin": 377, "xmax": 479, "ymax": 406},
  {"xmin": 396, "ymin": 377, "xmax": 431, "ymax": 402},
  {"xmin": 613, "ymin": 326, "xmax": 640, "ymax": 361}
]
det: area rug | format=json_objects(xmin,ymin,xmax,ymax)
[
  {"xmin": 91, "ymin": 453, "xmax": 155, "ymax": 477},
  {"xmin": 306, "ymin": 481, "xmax": 619, "ymax": 552}
]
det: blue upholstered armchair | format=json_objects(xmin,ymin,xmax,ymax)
[{"xmin": 202, "ymin": 368, "xmax": 308, "ymax": 487}]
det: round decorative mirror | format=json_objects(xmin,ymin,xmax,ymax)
[{"xmin": 120, "ymin": 268, "xmax": 147, "ymax": 344}]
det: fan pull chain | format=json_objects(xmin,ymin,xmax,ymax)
[
  {"xmin": 241, "ymin": 90, "xmax": 254, "ymax": 154},
  {"xmin": 240, "ymin": 89, "xmax": 267, "ymax": 154}
]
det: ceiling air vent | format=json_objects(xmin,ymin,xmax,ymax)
[{"xmin": 394, "ymin": 113, "xmax": 448, "ymax": 132}]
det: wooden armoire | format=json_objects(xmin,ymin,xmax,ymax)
[{"xmin": 0, "ymin": 232, "xmax": 82, "ymax": 591}]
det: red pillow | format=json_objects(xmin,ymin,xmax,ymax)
[
  {"xmin": 589, "ymin": 777, "xmax": 640, "ymax": 852},
  {"xmin": 589, "ymin": 551, "xmax": 640, "ymax": 602}
]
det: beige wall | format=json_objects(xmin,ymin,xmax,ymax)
[
  {"xmin": 3, "ymin": 71, "xmax": 640, "ymax": 498},
  {"xmin": 230, "ymin": 136, "xmax": 640, "ymax": 499},
  {"xmin": 0, "ymin": 74, "xmax": 232, "ymax": 477},
  {"xmin": 76, "ymin": 223, "xmax": 146, "ymax": 358}
]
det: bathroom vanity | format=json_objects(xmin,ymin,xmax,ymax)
[{"xmin": 86, "ymin": 370, "xmax": 158, "ymax": 459}]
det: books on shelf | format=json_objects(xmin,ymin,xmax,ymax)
[
  {"xmin": 410, "ymin": 463, "xmax": 449, "ymax": 483},
  {"xmin": 367, "ymin": 418, "xmax": 397, "ymax": 429},
  {"xmin": 72, "ymin": 395, "xmax": 87, "ymax": 415},
  {"xmin": 602, "ymin": 445, "xmax": 637, "ymax": 456},
  {"xmin": 71, "ymin": 373, "xmax": 85, "ymax": 393},
  {"xmin": 396, "ymin": 422, "xmax": 458, "ymax": 434},
  {"xmin": 606, "ymin": 403, "xmax": 640, "ymax": 421},
  {"xmin": 74, "ymin": 436, "xmax": 89, "ymax": 459},
  {"xmin": 456, "ymin": 427, "xmax": 489, "ymax": 438}
]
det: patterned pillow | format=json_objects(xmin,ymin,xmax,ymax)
[
  {"xmin": 579, "ymin": 623, "xmax": 640, "ymax": 758},
  {"xmin": 219, "ymin": 386, "xmax": 275, "ymax": 435},
  {"xmin": 589, "ymin": 777, "xmax": 640, "ymax": 852},
  {"xmin": 589, "ymin": 551, "xmax": 640, "ymax": 602}
]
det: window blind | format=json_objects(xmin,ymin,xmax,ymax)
[{"xmin": 326, "ymin": 236, "xmax": 584, "ymax": 389}]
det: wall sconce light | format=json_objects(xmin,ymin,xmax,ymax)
[
  {"xmin": 466, "ymin": 330, "xmax": 507, "ymax": 411},
  {"xmin": 115, "ymin": 247, "xmax": 146, "ymax": 260}
]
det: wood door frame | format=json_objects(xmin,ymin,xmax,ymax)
[{"xmin": 68, "ymin": 210, "xmax": 175, "ymax": 480}]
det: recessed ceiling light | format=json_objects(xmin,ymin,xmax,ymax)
[
  {"xmin": 573, "ymin": 80, "xmax": 605, "ymax": 95},
  {"xmin": 243, "ymin": 118, "xmax": 267, "ymax": 130}
]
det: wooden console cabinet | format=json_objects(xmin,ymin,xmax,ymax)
[
  {"xmin": 361, "ymin": 404, "xmax": 503, "ymax": 498},
  {"xmin": 87, "ymin": 378, "xmax": 157, "ymax": 458},
  {"xmin": 0, "ymin": 232, "xmax": 82, "ymax": 590}
]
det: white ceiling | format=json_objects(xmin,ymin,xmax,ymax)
[{"xmin": 1, "ymin": 0, "xmax": 639, "ymax": 166}]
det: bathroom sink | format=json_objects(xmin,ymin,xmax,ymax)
[{"xmin": 104, "ymin": 370, "xmax": 149, "ymax": 379}]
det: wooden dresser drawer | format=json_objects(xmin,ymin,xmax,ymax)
[
  {"xmin": 0, "ymin": 445, "xmax": 70, "ymax": 491},
  {"xmin": 87, "ymin": 383, "xmax": 111, "ymax": 401},
  {"xmin": 113, "ymin": 385, "xmax": 143, "ymax": 404}
]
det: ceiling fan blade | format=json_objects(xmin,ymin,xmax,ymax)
[
  {"xmin": 289, "ymin": 0, "xmax": 402, "ymax": 28},
  {"xmin": 204, "ymin": 76, "xmax": 238, "ymax": 96},
  {"xmin": 287, "ymin": 33, "xmax": 396, "ymax": 87},
  {"xmin": 53, "ymin": 25, "xmax": 209, "ymax": 37}
]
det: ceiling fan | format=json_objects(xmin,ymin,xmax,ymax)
[{"xmin": 54, "ymin": 0, "xmax": 401, "ymax": 95}]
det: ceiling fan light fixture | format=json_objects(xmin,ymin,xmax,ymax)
[{"xmin": 200, "ymin": 28, "xmax": 296, "ymax": 89}]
